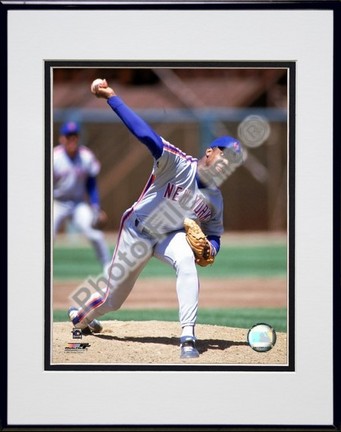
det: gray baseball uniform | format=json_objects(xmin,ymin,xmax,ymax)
[{"xmin": 54, "ymin": 130, "xmax": 111, "ymax": 272}]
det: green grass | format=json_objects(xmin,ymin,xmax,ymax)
[
  {"xmin": 53, "ymin": 244, "xmax": 287, "ymax": 280},
  {"xmin": 54, "ymin": 307, "xmax": 287, "ymax": 332},
  {"xmin": 53, "ymin": 243, "xmax": 288, "ymax": 333}
]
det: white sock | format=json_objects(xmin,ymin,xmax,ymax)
[{"xmin": 181, "ymin": 325, "xmax": 195, "ymax": 339}]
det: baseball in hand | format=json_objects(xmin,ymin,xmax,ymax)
[{"xmin": 90, "ymin": 78, "xmax": 105, "ymax": 94}]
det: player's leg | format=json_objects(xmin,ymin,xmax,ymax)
[
  {"xmin": 53, "ymin": 200, "xmax": 73, "ymax": 236},
  {"xmin": 153, "ymin": 231, "xmax": 200, "ymax": 357},
  {"xmin": 69, "ymin": 212, "xmax": 154, "ymax": 330},
  {"xmin": 72, "ymin": 202, "xmax": 111, "ymax": 272}
]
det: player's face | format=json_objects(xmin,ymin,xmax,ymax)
[
  {"xmin": 61, "ymin": 134, "xmax": 79, "ymax": 158},
  {"xmin": 196, "ymin": 146, "xmax": 230, "ymax": 188},
  {"xmin": 205, "ymin": 147, "xmax": 229, "ymax": 172}
]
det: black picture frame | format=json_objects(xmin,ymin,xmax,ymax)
[{"xmin": 2, "ymin": 1, "xmax": 340, "ymax": 431}]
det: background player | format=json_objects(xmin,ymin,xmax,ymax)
[
  {"xmin": 53, "ymin": 121, "xmax": 111, "ymax": 274},
  {"xmin": 68, "ymin": 80, "xmax": 243, "ymax": 359}
]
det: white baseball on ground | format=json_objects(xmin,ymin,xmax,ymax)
[{"xmin": 90, "ymin": 78, "xmax": 105, "ymax": 94}]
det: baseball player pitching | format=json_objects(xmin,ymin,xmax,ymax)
[
  {"xmin": 53, "ymin": 121, "xmax": 111, "ymax": 274},
  {"xmin": 68, "ymin": 79, "xmax": 243, "ymax": 359}
]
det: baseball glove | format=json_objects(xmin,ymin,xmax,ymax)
[
  {"xmin": 91, "ymin": 208, "xmax": 108, "ymax": 230},
  {"xmin": 183, "ymin": 218, "xmax": 215, "ymax": 267}
]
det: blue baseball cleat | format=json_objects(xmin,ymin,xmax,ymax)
[
  {"xmin": 180, "ymin": 336, "xmax": 200, "ymax": 359},
  {"xmin": 68, "ymin": 307, "xmax": 103, "ymax": 334}
]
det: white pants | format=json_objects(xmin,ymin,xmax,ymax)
[
  {"xmin": 73, "ymin": 209, "xmax": 199, "ymax": 330},
  {"xmin": 54, "ymin": 200, "xmax": 111, "ymax": 269}
]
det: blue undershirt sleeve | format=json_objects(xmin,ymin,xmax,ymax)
[
  {"xmin": 107, "ymin": 96, "xmax": 164, "ymax": 160},
  {"xmin": 207, "ymin": 235, "xmax": 221, "ymax": 255},
  {"xmin": 86, "ymin": 176, "xmax": 100, "ymax": 207}
]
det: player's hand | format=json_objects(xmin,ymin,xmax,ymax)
[
  {"xmin": 94, "ymin": 79, "xmax": 116, "ymax": 99},
  {"xmin": 91, "ymin": 206, "xmax": 108, "ymax": 230}
]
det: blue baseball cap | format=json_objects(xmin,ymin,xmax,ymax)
[
  {"xmin": 209, "ymin": 135, "xmax": 241, "ymax": 151},
  {"xmin": 209, "ymin": 136, "xmax": 243, "ymax": 165},
  {"xmin": 60, "ymin": 121, "xmax": 80, "ymax": 136}
]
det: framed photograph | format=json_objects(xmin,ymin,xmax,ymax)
[
  {"xmin": 47, "ymin": 62, "xmax": 293, "ymax": 372},
  {"xmin": 3, "ymin": 1, "xmax": 340, "ymax": 430}
]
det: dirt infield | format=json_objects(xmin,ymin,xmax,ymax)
[
  {"xmin": 52, "ymin": 320, "xmax": 287, "ymax": 365},
  {"xmin": 53, "ymin": 277, "xmax": 287, "ymax": 310}
]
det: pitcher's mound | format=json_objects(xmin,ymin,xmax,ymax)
[{"xmin": 52, "ymin": 320, "xmax": 287, "ymax": 365}]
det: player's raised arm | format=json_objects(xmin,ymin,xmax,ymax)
[{"xmin": 91, "ymin": 79, "xmax": 163, "ymax": 160}]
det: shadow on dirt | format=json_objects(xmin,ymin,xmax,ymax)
[{"xmin": 92, "ymin": 333, "xmax": 248, "ymax": 353}]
